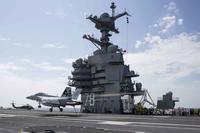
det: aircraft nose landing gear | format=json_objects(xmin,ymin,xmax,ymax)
[
  {"xmin": 49, "ymin": 107, "xmax": 53, "ymax": 112},
  {"xmin": 59, "ymin": 107, "xmax": 63, "ymax": 112}
]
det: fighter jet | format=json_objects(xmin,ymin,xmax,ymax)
[
  {"xmin": 26, "ymin": 92, "xmax": 57, "ymax": 108},
  {"xmin": 11, "ymin": 102, "xmax": 34, "ymax": 110},
  {"xmin": 26, "ymin": 87, "xmax": 82, "ymax": 112},
  {"xmin": 26, "ymin": 87, "xmax": 72, "ymax": 108}
]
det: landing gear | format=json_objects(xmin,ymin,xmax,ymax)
[
  {"xmin": 38, "ymin": 105, "xmax": 41, "ymax": 108},
  {"xmin": 49, "ymin": 107, "xmax": 53, "ymax": 112},
  {"xmin": 59, "ymin": 108, "xmax": 63, "ymax": 112},
  {"xmin": 73, "ymin": 105, "xmax": 77, "ymax": 113}
]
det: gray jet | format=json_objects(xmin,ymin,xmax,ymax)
[{"xmin": 26, "ymin": 87, "xmax": 82, "ymax": 112}]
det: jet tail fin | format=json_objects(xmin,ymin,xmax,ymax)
[
  {"xmin": 72, "ymin": 89, "xmax": 82, "ymax": 100},
  {"xmin": 61, "ymin": 87, "xmax": 72, "ymax": 97},
  {"xmin": 11, "ymin": 102, "xmax": 16, "ymax": 108}
]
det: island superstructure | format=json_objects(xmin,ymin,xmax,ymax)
[{"xmin": 68, "ymin": 2, "xmax": 144, "ymax": 113}]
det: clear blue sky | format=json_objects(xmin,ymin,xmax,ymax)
[{"xmin": 0, "ymin": 0, "xmax": 199, "ymax": 108}]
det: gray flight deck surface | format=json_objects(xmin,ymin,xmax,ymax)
[{"xmin": 0, "ymin": 109, "xmax": 200, "ymax": 133}]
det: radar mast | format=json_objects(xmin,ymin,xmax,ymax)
[{"xmin": 83, "ymin": 2, "xmax": 130, "ymax": 53}]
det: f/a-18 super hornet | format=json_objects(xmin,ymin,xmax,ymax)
[
  {"xmin": 26, "ymin": 87, "xmax": 82, "ymax": 112},
  {"xmin": 11, "ymin": 102, "xmax": 34, "ymax": 110},
  {"xmin": 26, "ymin": 91, "xmax": 63, "ymax": 108}
]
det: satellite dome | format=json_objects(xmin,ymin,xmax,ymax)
[{"xmin": 100, "ymin": 13, "xmax": 110, "ymax": 18}]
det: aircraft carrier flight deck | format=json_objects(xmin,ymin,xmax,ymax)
[
  {"xmin": 0, "ymin": 2, "xmax": 199, "ymax": 133},
  {"xmin": 0, "ymin": 109, "xmax": 200, "ymax": 133}
]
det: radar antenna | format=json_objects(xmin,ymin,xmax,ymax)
[
  {"xmin": 110, "ymin": 2, "xmax": 116, "ymax": 17},
  {"xmin": 83, "ymin": 2, "xmax": 130, "ymax": 53}
]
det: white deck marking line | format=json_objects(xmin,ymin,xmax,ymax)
[
  {"xmin": 89, "ymin": 115, "xmax": 158, "ymax": 120},
  {"xmin": 97, "ymin": 120, "xmax": 200, "ymax": 129},
  {"xmin": 99, "ymin": 121, "xmax": 133, "ymax": 125},
  {"xmin": 0, "ymin": 114, "xmax": 16, "ymax": 117},
  {"xmin": 0, "ymin": 113, "xmax": 27, "ymax": 117},
  {"xmin": 89, "ymin": 115, "xmax": 200, "ymax": 122},
  {"xmin": 129, "ymin": 121, "xmax": 200, "ymax": 128},
  {"xmin": 128, "ymin": 124, "xmax": 200, "ymax": 131},
  {"xmin": 96, "ymin": 127, "xmax": 151, "ymax": 133},
  {"xmin": 153, "ymin": 116, "xmax": 170, "ymax": 118}
]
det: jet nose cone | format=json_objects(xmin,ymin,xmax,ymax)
[{"xmin": 26, "ymin": 95, "xmax": 33, "ymax": 100}]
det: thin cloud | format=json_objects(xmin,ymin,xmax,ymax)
[
  {"xmin": 135, "ymin": 41, "xmax": 142, "ymax": 48},
  {"xmin": 167, "ymin": 2, "xmax": 176, "ymax": 11},
  {"xmin": 153, "ymin": 14, "xmax": 184, "ymax": 33},
  {"xmin": 0, "ymin": 37, "xmax": 10, "ymax": 41},
  {"xmin": 13, "ymin": 42, "xmax": 23, "ymax": 46},
  {"xmin": 164, "ymin": 1, "xmax": 179, "ymax": 13},
  {"xmin": 135, "ymin": 33, "xmax": 162, "ymax": 48},
  {"xmin": 144, "ymin": 33, "xmax": 162, "ymax": 45},
  {"xmin": 12, "ymin": 42, "xmax": 31, "ymax": 47},
  {"xmin": 129, "ymin": 33, "xmax": 200, "ymax": 80},
  {"xmin": 35, "ymin": 63, "xmax": 65, "ymax": 71},
  {"xmin": 43, "ymin": 43, "xmax": 65, "ymax": 49},
  {"xmin": 0, "ymin": 63, "xmax": 25, "ymax": 71},
  {"xmin": 62, "ymin": 58, "xmax": 75, "ymax": 64},
  {"xmin": 177, "ymin": 18, "xmax": 183, "ymax": 25},
  {"xmin": 139, "ymin": 1, "xmax": 184, "ymax": 48},
  {"xmin": 151, "ymin": 1, "xmax": 183, "ymax": 34},
  {"xmin": 160, "ymin": 15, "xmax": 176, "ymax": 33},
  {"xmin": 45, "ymin": 9, "xmax": 67, "ymax": 18},
  {"xmin": 21, "ymin": 59, "xmax": 65, "ymax": 72}
]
